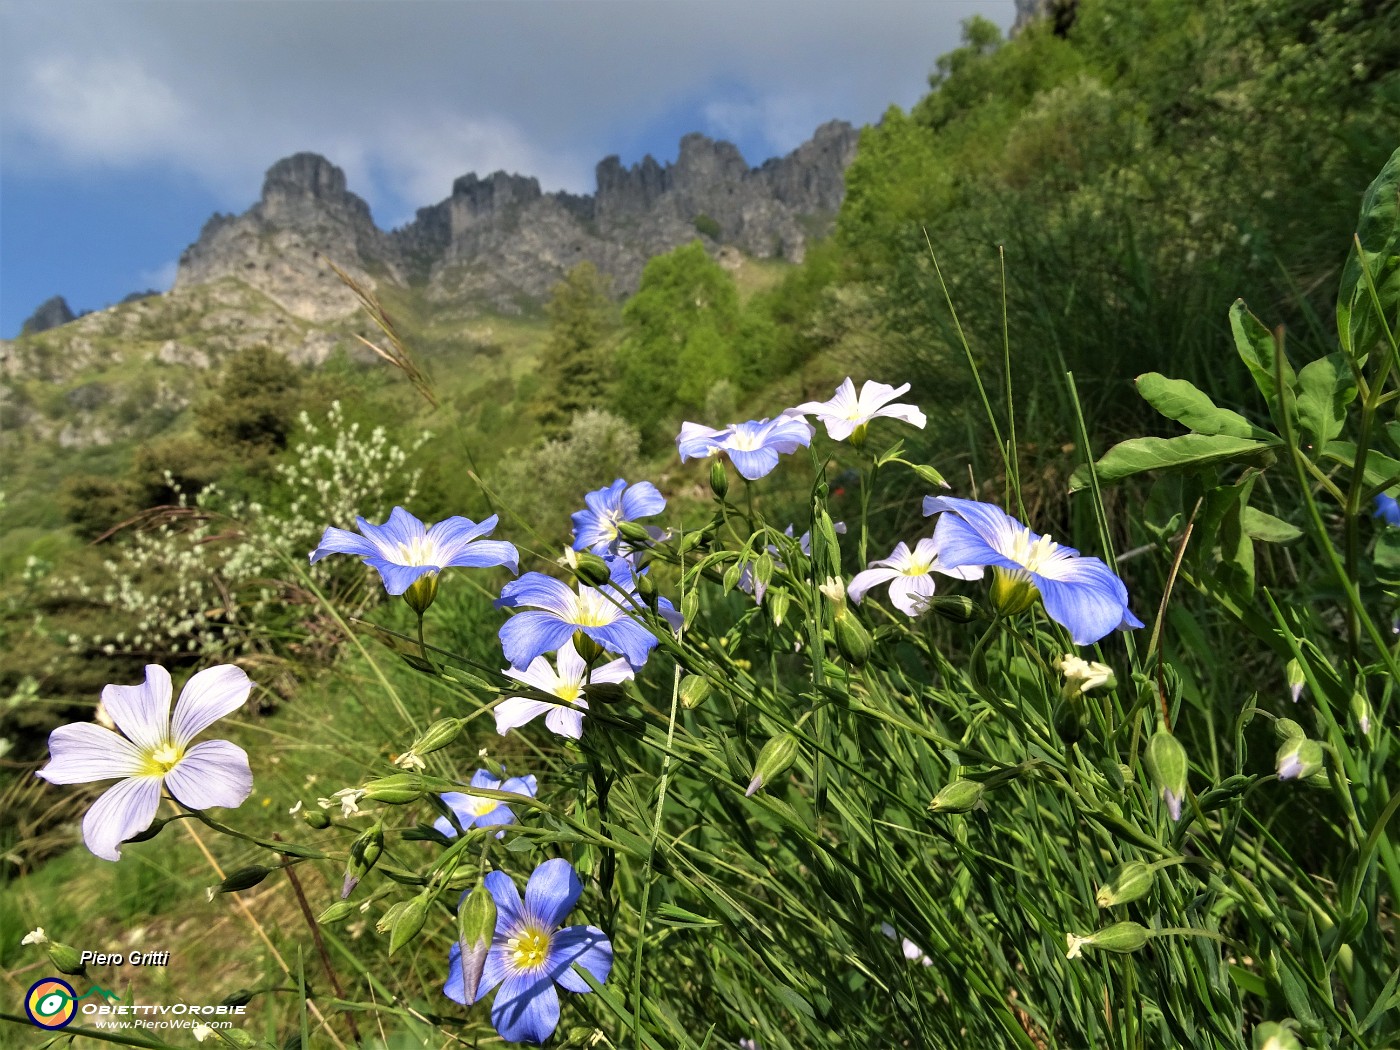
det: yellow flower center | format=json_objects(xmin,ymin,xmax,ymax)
[
  {"xmin": 508, "ymin": 926, "xmax": 551, "ymax": 970},
  {"xmin": 462, "ymin": 793, "xmax": 500, "ymax": 818},
  {"xmin": 727, "ymin": 427, "xmax": 762, "ymax": 451},
  {"xmin": 1005, "ymin": 527, "xmax": 1058, "ymax": 573},
  {"xmin": 393, "ymin": 535, "xmax": 439, "ymax": 566},
  {"xmin": 553, "ymin": 682, "xmax": 583, "ymax": 704},
  {"xmin": 901, "ymin": 554, "xmax": 932, "ymax": 576},
  {"xmin": 142, "ymin": 741, "xmax": 184, "ymax": 777},
  {"xmin": 570, "ymin": 589, "xmax": 619, "ymax": 628}
]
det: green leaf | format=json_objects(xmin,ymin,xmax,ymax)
[
  {"xmin": 1241, "ymin": 507, "xmax": 1303, "ymax": 545},
  {"xmin": 1134, "ymin": 372, "xmax": 1271, "ymax": 439},
  {"xmin": 1338, "ymin": 146, "xmax": 1400, "ymax": 359},
  {"xmin": 1229, "ymin": 299, "xmax": 1295, "ymax": 417},
  {"xmin": 1320, "ymin": 442, "xmax": 1400, "ymax": 488},
  {"xmin": 1071, "ymin": 434, "xmax": 1274, "ymax": 491},
  {"xmin": 1295, "ymin": 353, "xmax": 1356, "ymax": 450}
]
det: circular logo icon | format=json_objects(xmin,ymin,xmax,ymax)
[{"xmin": 25, "ymin": 978, "xmax": 77, "ymax": 1029}]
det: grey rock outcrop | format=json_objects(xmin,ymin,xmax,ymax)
[
  {"xmin": 20, "ymin": 296, "xmax": 76, "ymax": 335},
  {"xmin": 174, "ymin": 121, "xmax": 861, "ymax": 318}
]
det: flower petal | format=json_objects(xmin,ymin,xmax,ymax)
[
  {"xmin": 925, "ymin": 511, "xmax": 1009, "ymax": 573},
  {"xmin": 1032, "ymin": 560, "xmax": 1134, "ymax": 646},
  {"xmin": 676, "ymin": 422, "xmax": 729, "ymax": 462},
  {"xmin": 548, "ymin": 925, "xmax": 613, "ymax": 993},
  {"xmin": 170, "ymin": 664, "xmax": 253, "ymax": 746},
  {"xmin": 497, "ymin": 573, "xmax": 576, "ymax": 613},
  {"xmin": 101, "ymin": 664, "xmax": 173, "ymax": 752},
  {"xmin": 588, "ymin": 657, "xmax": 634, "ymax": 685},
  {"xmin": 524, "ymin": 857, "xmax": 583, "ymax": 928},
  {"xmin": 888, "ymin": 573, "xmax": 937, "ymax": 617},
  {"xmin": 500, "ymin": 612, "xmax": 578, "ymax": 668},
  {"xmin": 82, "ymin": 775, "xmax": 163, "ymax": 861},
  {"xmin": 619, "ymin": 481, "xmax": 666, "ymax": 521},
  {"xmin": 163, "ymin": 739, "xmax": 253, "ymax": 810},
  {"xmin": 727, "ymin": 446, "xmax": 781, "ymax": 481},
  {"xmin": 543, "ymin": 707, "xmax": 585, "ymax": 739},
  {"xmin": 38, "ymin": 722, "xmax": 145, "ymax": 784},
  {"xmin": 846, "ymin": 566, "xmax": 900, "ymax": 605},
  {"xmin": 370, "ymin": 560, "xmax": 435, "ymax": 596},
  {"xmin": 586, "ymin": 618, "xmax": 658, "ymax": 669},
  {"xmin": 308, "ymin": 525, "xmax": 379, "ymax": 564},
  {"xmin": 494, "ymin": 697, "xmax": 556, "ymax": 735},
  {"xmin": 872, "ymin": 403, "xmax": 926, "ymax": 429},
  {"xmin": 443, "ymin": 940, "xmax": 507, "ymax": 1005},
  {"xmin": 492, "ymin": 970, "xmax": 560, "ymax": 1045},
  {"xmin": 483, "ymin": 869, "xmax": 524, "ymax": 930}
]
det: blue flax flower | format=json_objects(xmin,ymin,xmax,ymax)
[
  {"xmin": 1375, "ymin": 492, "xmax": 1400, "ymax": 528},
  {"xmin": 310, "ymin": 507, "xmax": 518, "ymax": 594},
  {"xmin": 571, "ymin": 479, "xmax": 666, "ymax": 555},
  {"xmin": 434, "ymin": 769, "xmax": 538, "ymax": 839},
  {"xmin": 676, "ymin": 416, "xmax": 814, "ymax": 480},
  {"xmin": 444, "ymin": 858, "xmax": 613, "ymax": 1044},
  {"xmin": 496, "ymin": 569, "xmax": 660, "ymax": 669},
  {"xmin": 923, "ymin": 496, "xmax": 1143, "ymax": 645}
]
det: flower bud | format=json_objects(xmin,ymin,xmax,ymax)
[
  {"xmin": 363, "ymin": 773, "xmax": 426, "ymax": 805},
  {"xmin": 1285, "ymin": 659, "xmax": 1305, "ymax": 703},
  {"xmin": 1064, "ymin": 921, "xmax": 1150, "ymax": 959},
  {"xmin": 374, "ymin": 899, "xmax": 410, "ymax": 936},
  {"xmin": 1275, "ymin": 737, "xmax": 1324, "ymax": 781},
  {"xmin": 810, "ymin": 511, "xmax": 843, "ymax": 580},
  {"xmin": 679, "ymin": 675, "xmax": 710, "ymax": 710},
  {"xmin": 1253, "ymin": 1021, "xmax": 1304, "ymax": 1050},
  {"xmin": 910, "ymin": 464, "xmax": 948, "ymax": 488},
  {"xmin": 454, "ymin": 883, "xmax": 498, "ymax": 1004},
  {"xmin": 317, "ymin": 900, "xmax": 355, "ymax": 925},
  {"xmin": 924, "ymin": 595, "xmax": 980, "ymax": 623},
  {"xmin": 303, "ymin": 808, "xmax": 332, "ymax": 830},
  {"xmin": 709, "ymin": 459, "xmax": 729, "ymax": 499},
  {"xmin": 1095, "ymin": 861, "xmax": 1154, "ymax": 908},
  {"xmin": 1053, "ymin": 698, "xmax": 1088, "ymax": 745},
  {"xmin": 410, "ymin": 717, "xmax": 463, "ymax": 758},
  {"xmin": 570, "ymin": 552, "xmax": 613, "ymax": 588},
  {"xmin": 572, "ymin": 631, "xmax": 606, "ymax": 664},
  {"xmin": 766, "ymin": 586, "xmax": 791, "ymax": 626},
  {"xmin": 746, "ymin": 733, "xmax": 800, "ymax": 797},
  {"xmin": 634, "ymin": 570, "xmax": 658, "ymax": 606},
  {"xmin": 388, "ymin": 893, "xmax": 433, "ymax": 955},
  {"xmin": 1273, "ymin": 718, "xmax": 1306, "ymax": 743},
  {"xmin": 46, "ymin": 940, "xmax": 87, "ymax": 977},
  {"xmin": 617, "ymin": 521, "xmax": 656, "ymax": 547},
  {"xmin": 929, "ymin": 779, "xmax": 984, "ymax": 814},
  {"xmin": 1145, "ymin": 730, "xmax": 1188, "ymax": 821},
  {"xmin": 1350, "ymin": 692, "xmax": 1372, "ymax": 737},
  {"xmin": 343, "ymin": 820, "xmax": 385, "ymax": 898},
  {"xmin": 218, "ymin": 866, "xmax": 274, "ymax": 893},
  {"xmin": 219, "ymin": 989, "xmax": 255, "ymax": 1008},
  {"xmin": 403, "ymin": 572, "xmax": 440, "ymax": 616},
  {"xmin": 832, "ymin": 606, "xmax": 873, "ymax": 667},
  {"xmin": 679, "ymin": 530, "xmax": 706, "ymax": 555}
]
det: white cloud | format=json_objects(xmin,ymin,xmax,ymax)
[
  {"xmin": 13, "ymin": 55, "xmax": 189, "ymax": 166},
  {"xmin": 135, "ymin": 259, "xmax": 178, "ymax": 293}
]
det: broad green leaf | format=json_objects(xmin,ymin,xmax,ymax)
[
  {"xmin": 1241, "ymin": 506, "xmax": 1303, "ymax": 544},
  {"xmin": 1295, "ymin": 352, "xmax": 1356, "ymax": 449},
  {"xmin": 1230, "ymin": 299, "xmax": 1296, "ymax": 417},
  {"xmin": 1321, "ymin": 441, "xmax": 1400, "ymax": 488},
  {"xmin": 1134, "ymin": 372, "xmax": 1271, "ymax": 439},
  {"xmin": 1338, "ymin": 146, "xmax": 1400, "ymax": 359},
  {"xmin": 1071, "ymin": 434, "xmax": 1274, "ymax": 490}
]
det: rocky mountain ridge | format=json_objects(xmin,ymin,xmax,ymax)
[{"xmin": 172, "ymin": 120, "xmax": 860, "ymax": 321}]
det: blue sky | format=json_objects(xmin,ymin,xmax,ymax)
[{"xmin": 0, "ymin": 0, "xmax": 1013, "ymax": 338}]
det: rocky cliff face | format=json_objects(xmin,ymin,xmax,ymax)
[
  {"xmin": 173, "ymin": 121, "xmax": 860, "ymax": 318},
  {"xmin": 20, "ymin": 296, "xmax": 76, "ymax": 335}
]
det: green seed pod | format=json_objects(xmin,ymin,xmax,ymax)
[
  {"xmin": 317, "ymin": 900, "xmax": 355, "ymax": 925},
  {"xmin": 1095, "ymin": 861, "xmax": 1154, "ymax": 908},
  {"xmin": 1067, "ymin": 921, "xmax": 1150, "ymax": 958},
  {"xmin": 910, "ymin": 463, "xmax": 948, "ymax": 488},
  {"xmin": 679, "ymin": 530, "xmax": 706, "ymax": 555},
  {"xmin": 681, "ymin": 591, "xmax": 700, "ymax": 627},
  {"xmin": 925, "ymin": 595, "xmax": 980, "ymax": 623},
  {"xmin": 374, "ymin": 899, "xmax": 410, "ymax": 936},
  {"xmin": 410, "ymin": 717, "xmax": 463, "ymax": 757},
  {"xmin": 363, "ymin": 773, "xmax": 426, "ymax": 805},
  {"xmin": 303, "ymin": 808, "xmax": 332, "ymax": 830},
  {"xmin": 46, "ymin": 941, "xmax": 87, "ymax": 977},
  {"xmin": 1273, "ymin": 717, "xmax": 1307, "ymax": 743},
  {"xmin": 928, "ymin": 779, "xmax": 984, "ymax": 814},
  {"xmin": 388, "ymin": 893, "xmax": 432, "ymax": 955},
  {"xmin": 402, "ymin": 572, "xmax": 440, "ymax": 616},
  {"xmin": 810, "ymin": 508, "xmax": 843, "ymax": 580},
  {"xmin": 1145, "ymin": 730, "xmax": 1188, "ymax": 821},
  {"xmin": 218, "ymin": 866, "xmax": 274, "ymax": 893},
  {"xmin": 219, "ymin": 989, "xmax": 256, "ymax": 1008},
  {"xmin": 570, "ymin": 552, "xmax": 613, "ymax": 588},
  {"xmin": 634, "ymin": 570, "xmax": 658, "ymax": 605},
  {"xmin": 679, "ymin": 674, "xmax": 710, "ymax": 710},
  {"xmin": 709, "ymin": 459, "xmax": 729, "ymax": 499},
  {"xmin": 746, "ymin": 733, "xmax": 801, "ymax": 797},
  {"xmin": 1275, "ymin": 737, "xmax": 1324, "ymax": 781}
]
